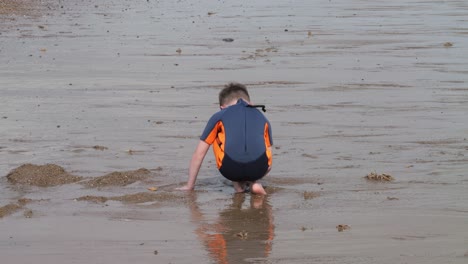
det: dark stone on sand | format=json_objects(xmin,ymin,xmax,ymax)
[
  {"xmin": 443, "ymin": 42, "xmax": 453, "ymax": 47},
  {"xmin": 92, "ymin": 145, "xmax": 108, "ymax": 151}
]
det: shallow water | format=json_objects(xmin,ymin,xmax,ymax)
[{"xmin": 1, "ymin": 0, "xmax": 468, "ymax": 263}]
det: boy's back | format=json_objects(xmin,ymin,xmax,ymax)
[{"xmin": 201, "ymin": 99, "xmax": 272, "ymax": 164}]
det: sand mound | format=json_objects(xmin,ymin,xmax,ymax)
[
  {"xmin": 83, "ymin": 168, "xmax": 151, "ymax": 188},
  {"xmin": 6, "ymin": 164, "xmax": 82, "ymax": 187},
  {"xmin": 0, "ymin": 0, "xmax": 27, "ymax": 15},
  {"xmin": 303, "ymin": 191, "xmax": 320, "ymax": 200},
  {"xmin": 336, "ymin": 224, "xmax": 351, "ymax": 232},
  {"xmin": 364, "ymin": 172, "xmax": 394, "ymax": 182},
  {"xmin": 0, "ymin": 0, "xmax": 52, "ymax": 16}
]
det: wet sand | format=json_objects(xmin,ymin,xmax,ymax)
[{"xmin": 1, "ymin": 0, "xmax": 468, "ymax": 263}]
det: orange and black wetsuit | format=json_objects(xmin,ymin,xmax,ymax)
[{"xmin": 200, "ymin": 99, "xmax": 272, "ymax": 182}]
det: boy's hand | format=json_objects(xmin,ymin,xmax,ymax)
[{"xmin": 175, "ymin": 184, "xmax": 194, "ymax": 191}]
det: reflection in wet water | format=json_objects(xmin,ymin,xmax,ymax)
[{"xmin": 187, "ymin": 193, "xmax": 274, "ymax": 264}]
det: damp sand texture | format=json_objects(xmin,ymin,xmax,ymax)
[{"xmin": 1, "ymin": 0, "xmax": 468, "ymax": 263}]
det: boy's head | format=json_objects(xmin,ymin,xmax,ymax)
[{"xmin": 219, "ymin": 82, "xmax": 250, "ymax": 107}]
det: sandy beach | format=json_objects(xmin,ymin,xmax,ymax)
[{"xmin": 1, "ymin": 0, "xmax": 468, "ymax": 263}]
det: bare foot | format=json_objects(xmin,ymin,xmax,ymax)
[
  {"xmin": 251, "ymin": 182, "xmax": 267, "ymax": 195},
  {"xmin": 175, "ymin": 184, "xmax": 194, "ymax": 191},
  {"xmin": 233, "ymin": 181, "xmax": 246, "ymax": 193}
]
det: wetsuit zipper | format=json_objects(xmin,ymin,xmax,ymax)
[{"xmin": 244, "ymin": 109, "xmax": 247, "ymax": 152}]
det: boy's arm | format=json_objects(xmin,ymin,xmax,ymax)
[{"xmin": 177, "ymin": 140, "xmax": 210, "ymax": 191}]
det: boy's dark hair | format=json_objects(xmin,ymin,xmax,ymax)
[{"xmin": 219, "ymin": 82, "xmax": 250, "ymax": 106}]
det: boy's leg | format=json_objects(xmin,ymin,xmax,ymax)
[
  {"xmin": 222, "ymin": 154, "xmax": 271, "ymax": 194},
  {"xmin": 248, "ymin": 166, "xmax": 271, "ymax": 195},
  {"xmin": 232, "ymin": 181, "xmax": 247, "ymax": 193},
  {"xmin": 250, "ymin": 181, "xmax": 267, "ymax": 195}
]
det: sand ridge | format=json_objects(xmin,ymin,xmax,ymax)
[
  {"xmin": 76, "ymin": 192, "xmax": 185, "ymax": 204},
  {"xmin": 0, "ymin": 198, "xmax": 33, "ymax": 218},
  {"xmin": 82, "ymin": 168, "xmax": 152, "ymax": 188},
  {"xmin": 5, "ymin": 164, "xmax": 158, "ymax": 188}
]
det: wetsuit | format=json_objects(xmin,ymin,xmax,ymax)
[{"xmin": 200, "ymin": 99, "xmax": 272, "ymax": 182}]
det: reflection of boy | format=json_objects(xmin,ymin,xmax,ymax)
[
  {"xmin": 177, "ymin": 83, "xmax": 272, "ymax": 195},
  {"xmin": 205, "ymin": 195, "xmax": 274, "ymax": 263}
]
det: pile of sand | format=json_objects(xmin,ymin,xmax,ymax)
[
  {"xmin": 303, "ymin": 191, "xmax": 320, "ymax": 200},
  {"xmin": 336, "ymin": 224, "xmax": 351, "ymax": 232},
  {"xmin": 364, "ymin": 172, "xmax": 394, "ymax": 182},
  {"xmin": 6, "ymin": 164, "xmax": 82, "ymax": 187},
  {"xmin": 0, "ymin": 0, "xmax": 26, "ymax": 14},
  {"xmin": 5, "ymin": 164, "xmax": 154, "ymax": 188},
  {"xmin": 83, "ymin": 168, "xmax": 151, "ymax": 188},
  {"xmin": 0, "ymin": 0, "xmax": 50, "ymax": 16}
]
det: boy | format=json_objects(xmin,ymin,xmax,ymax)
[{"xmin": 177, "ymin": 83, "xmax": 272, "ymax": 195}]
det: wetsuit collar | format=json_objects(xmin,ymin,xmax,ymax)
[{"xmin": 237, "ymin": 99, "xmax": 266, "ymax": 112}]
